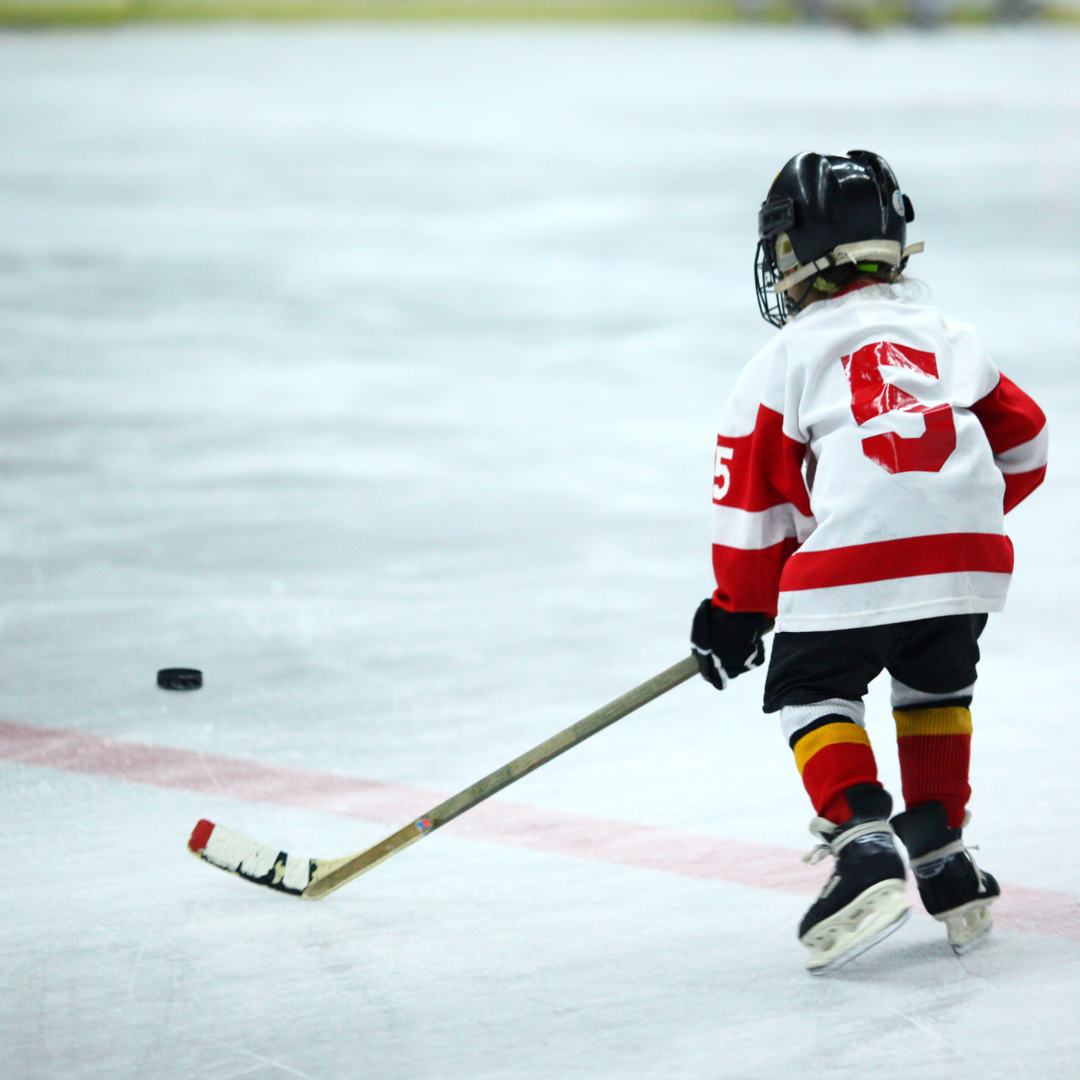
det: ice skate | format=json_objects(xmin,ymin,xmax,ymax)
[
  {"xmin": 892, "ymin": 801, "xmax": 1000, "ymax": 954},
  {"xmin": 799, "ymin": 786, "xmax": 910, "ymax": 974}
]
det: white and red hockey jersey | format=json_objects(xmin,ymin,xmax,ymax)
[{"xmin": 711, "ymin": 284, "xmax": 1047, "ymax": 632}]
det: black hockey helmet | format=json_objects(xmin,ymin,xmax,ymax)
[{"xmin": 754, "ymin": 150, "xmax": 922, "ymax": 327}]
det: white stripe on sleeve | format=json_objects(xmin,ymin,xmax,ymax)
[
  {"xmin": 995, "ymin": 426, "xmax": 1048, "ymax": 474},
  {"xmin": 711, "ymin": 503, "xmax": 816, "ymax": 551}
]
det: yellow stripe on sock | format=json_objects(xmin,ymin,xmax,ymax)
[
  {"xmin": 793, "ymin": 722, "xmax": 872, "ymax": 776},
  {"xmin": 893, "ymin": 706, "xmax": 972, "ymax": 738}
]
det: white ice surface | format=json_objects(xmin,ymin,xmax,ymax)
[{"xmin": 1, "ymin": 23, "xmax": 1079, "ymax": 1080}]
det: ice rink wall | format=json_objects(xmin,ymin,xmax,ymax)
[{"xmin": 0, "ymin": 0, "xmax": 1077, "ymax": 27}]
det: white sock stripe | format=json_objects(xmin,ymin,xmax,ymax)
[
  {"xmin": 781, "ymin": 698, "xmax": 866, "ymax": 744},
  {"xmin": 890, "ymin": 678, "xmax": 975, "ymax": 710}
]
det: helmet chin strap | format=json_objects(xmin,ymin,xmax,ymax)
[{"xmin": 782, "ymin": 275, "xmax": 819, "ymax": 318}]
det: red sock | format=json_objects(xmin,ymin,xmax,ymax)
[
  {"xmin": 792, "ymin": 718, "xmax": 881, "ymax": 825},
  {"xmin": 894, "ymin": 707, "xmax": 972, "ymax": 828}
]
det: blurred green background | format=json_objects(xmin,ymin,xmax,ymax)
[{"xmin": 1, "ymin": 0, "xmax": 1075, "ymax": 29}]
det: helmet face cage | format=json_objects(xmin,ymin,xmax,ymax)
[
  {"xmin": 754, "ymin": 237, "xmax": 787, "ymax": 328},
  {"xmin": 754, "ymin": 195, "xmax": 797, "ymax": 328}
]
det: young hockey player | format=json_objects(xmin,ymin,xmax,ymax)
[{"xmin": 690, "ymin": 151, "xmax": 1047, "ymax": 973}]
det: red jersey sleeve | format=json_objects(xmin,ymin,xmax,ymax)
[
  {"xmin": 968, "ymin": 373, "xmax": 1047, "ymax": 513},
  {"xmin": 711, "ymin": 403, "xmax": 813, "ymax": 617}
]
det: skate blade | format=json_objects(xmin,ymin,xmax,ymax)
[
  {"xmin": 937, "ymin": 897, "xmax": 996, "ymax": 955},
  {"xmin": 802, "ymin": 880, "xmax": 911, "ymax": 975}
]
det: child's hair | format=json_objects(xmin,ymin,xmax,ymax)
[{"xmin": 787, "ymin": 263, "xmax": 927, "ymax": 320}]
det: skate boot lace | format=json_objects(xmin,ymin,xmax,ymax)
[
  {"xmin": 802, "ymin": 817, "xmax": 897, "ymax": 865},
  {"xmin": 905, "ymin": 812, "xmax": 989, "ymax": 894}
]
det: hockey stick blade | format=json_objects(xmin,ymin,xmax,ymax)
[
  {"xmin": 188, "ymin": 653, "xmax": 702, "ymax": 898},
  {"xmin": 187, "ymin": 817, "xmax": 430, "ymax": 898},
  {"xmin": 188, "ymin": 819, "xmax": 315, "ymax": 895}
]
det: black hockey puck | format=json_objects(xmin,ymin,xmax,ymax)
[{"xmin": 157, "ymin": 668, "xmax": 203, "ymax": 690}]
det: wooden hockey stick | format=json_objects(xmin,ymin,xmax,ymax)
[{"xmin": 188, "ymin": 653, "xmax": 700, "ymax": 899}]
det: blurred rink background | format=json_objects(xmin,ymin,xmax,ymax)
[{"xmin": 1, "ymin": 12, "xmax": 1079, "ymax": 1080}]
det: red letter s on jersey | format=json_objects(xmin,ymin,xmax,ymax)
[{"xmin": 841, "ymin": 341, "xmax": 956, "ymax": 474}]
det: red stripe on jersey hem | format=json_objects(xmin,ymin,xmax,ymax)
[{"xmin": 779, "ymin": 533, "xmax": 1013, "ymax": 592}]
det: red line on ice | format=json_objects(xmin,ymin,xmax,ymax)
[{"xmin": 1, "ymin": 718, "xmax": 1076, "ymax": 941}]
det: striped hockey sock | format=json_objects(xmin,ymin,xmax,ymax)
[
  {"xmin": 790, "ymin": 714, "xmax": 881, "ymax": 824},
  {"xmin": 894, "ymin": 706, "xmax": 972, "ymax": 828}
]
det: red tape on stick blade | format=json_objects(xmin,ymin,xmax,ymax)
[{"xmin": 188, "ymin": 819, "xmax": 215, "ymax": 854}]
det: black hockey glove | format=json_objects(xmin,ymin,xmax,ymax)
[{"xmin": 690, "ymin": 599, "xmax": 768, "ymax": 691}]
